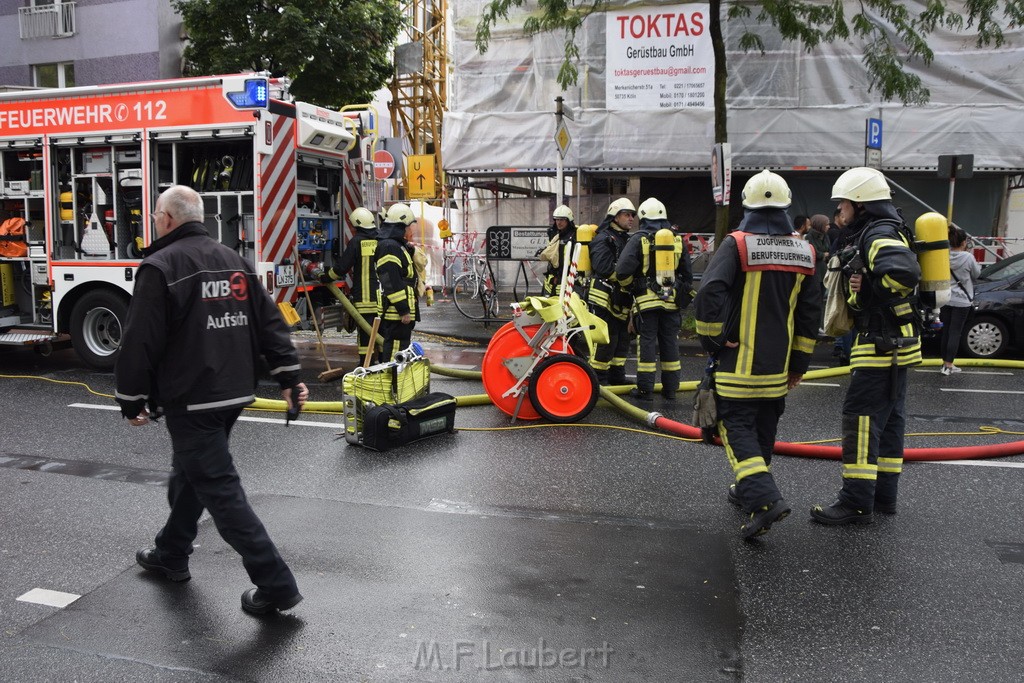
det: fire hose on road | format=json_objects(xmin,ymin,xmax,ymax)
[{"xmin": 256, "ymin": 301, "xmax": 1024, "ymax": 462}]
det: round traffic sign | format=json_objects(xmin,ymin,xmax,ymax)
[{"xmin": 373, "ymin": 149, "xmax": 395, "ymax": 180}]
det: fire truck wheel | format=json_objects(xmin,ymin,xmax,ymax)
[
  {"xmin": 70, "ymin": 290, "xmax": 129, "ymax": 370},
  {"xmin": 527, "ymin": 353, "xmax": 599, "ymax": 423}
]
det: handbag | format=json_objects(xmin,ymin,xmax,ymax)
[{"xmin": 823, "ymin": 254, "xmax": 854, "ymax": 337}]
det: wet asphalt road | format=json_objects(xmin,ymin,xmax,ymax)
[{"xmin": 1, "ymin": 329, "xmax": 1024, "ymax": 682}]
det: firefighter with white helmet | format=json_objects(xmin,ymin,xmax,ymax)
[
  {"xmin": 811, "ymin": 167, "xmax": 922, "ymax": 526},
  {"xmin": 587, "ymin": 197, "xmax": 637, "ymax": 385},
  {"xmin": 614, "ymin": 197, "xmax": 693, "ymax": 402},
  {"xmin": 374, "ymin": 203, "xmax": 421, "ymax": 361},
  {"xmin": 540, "ymin": 204, "xmax": 578, "ymax": 296},
  {"xmin": 321, "ymin": 207, "xmax": 380, "ymax": 360},
  {"xmin": 694, "ymin": 170, "xmax": 820, "ymax": 539}
]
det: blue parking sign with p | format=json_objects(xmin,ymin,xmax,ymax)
[{"xmin": 866, "ymin": 118, "xmax": 883, "ymax": 150}]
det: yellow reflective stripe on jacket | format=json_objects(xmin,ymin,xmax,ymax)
[
  {"xmin": 358, "ymin": 239, "xmax": 377, "ymax": 305},
  {"xmin": 791, "ymin": 335, "xmax": 815, "ymax": 354},
  {"xmin": 695, "ymin": 320, "xmax": 723, "ymax": 336},
  {"xmin": 735, "ymin": 271, "xmax": 762, "ymax": 376}
]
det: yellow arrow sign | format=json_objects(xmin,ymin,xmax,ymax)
[{"xmin": 407, "ymin": 154, "xmax": 435, "ymax": 199}]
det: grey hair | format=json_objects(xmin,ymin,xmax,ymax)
[{"xmin": 159, "ymin": 185, "xmax": 205, "ymax": 224}]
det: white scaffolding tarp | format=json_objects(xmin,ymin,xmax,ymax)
[{"xmin": 445, "ymin": 0, "xmax": 1024, "ymax": 173}]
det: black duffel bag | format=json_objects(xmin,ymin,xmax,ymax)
[{"xmin": 361, "ymin": 392, "xmax": 457, "ymax": 452}]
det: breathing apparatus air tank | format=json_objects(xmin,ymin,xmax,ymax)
[
  {"xmin": 575, "ymin": 224, "xmax": 597, "ymax": 276},
  {"xmin": 914, "ymin": 212, "xmax": 951, "ymax": 330},
  {"xmin": 60, "ymin": 191, "xmax": 74, "ymax": 221},
  {"xmin": 654, "ymin": 228, "xmax": 676, "ymax": 300}
]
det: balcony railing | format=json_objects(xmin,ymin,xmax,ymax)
[{"xmin": 19, "ymin": 2, "xmax": 77, "ymax": 39}]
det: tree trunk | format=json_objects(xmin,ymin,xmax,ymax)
[{"xmin": 710, "ymin": 0, "xmax": 729, "ymax": 245}]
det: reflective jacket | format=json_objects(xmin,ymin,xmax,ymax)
[
  {"xmin": 844, "ymin": 204, "xmax": 922, "ymax": 368},
  {"xmin": 615, "ymin": 218, "xmax": 694, "ymax": 313},
  {"xmin": 114, "ymin": 222, "xmax": 300, "ymax": 416},
  {"xmin": 587, "ymin": 217, "xmax": 632, "ymax": 319},
  {"xmin": 694, "ymin": 209, "xmax": 820, "ymax": 400},
  {"xmin": 331, "ymin": 227, "xmax": 378, "ymax": 313},
  {"xmin": 375, "ymin": 222, "xmax": 419, "ymax": 322}
]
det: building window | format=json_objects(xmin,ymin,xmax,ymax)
[{"xmin": 33, "ymin": 62, "xmax": 75, "ymax": 88}]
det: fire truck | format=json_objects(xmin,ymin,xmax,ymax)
[{"xmin": 0, "ymin": 74, "xmax": 373, "ymax": 369}]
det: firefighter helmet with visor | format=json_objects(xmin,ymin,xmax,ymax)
[
  {"xmin": 552, "ymin": 205, "xmax": 574, "ymax": 222},
  {"xmin": 606, "ymin": 198, "xmax": 636, "ymax": 218}
]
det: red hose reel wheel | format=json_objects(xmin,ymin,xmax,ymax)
[
  {"xmin": 481, "ymin": 322, "xmax": 572, "ymax": 420},
  {"xmin": 528, "ymin": 353, "xmax": 599, "ymax": 423}
]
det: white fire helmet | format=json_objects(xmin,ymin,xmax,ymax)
[
  {"xmin": 350, "ymin": 207, "xmax": 376, "ymax": 229},
  {"xmin": 637, "ymin": 197, "xmax": 667, "ymax": 221},
  {"xmin": 831, "ymin": 167, "xmax": 892, "ymax": 202},
  {"xmin": 384, "ymin": 203, "xmax": 415, "ymax": 226},
  {"xmin": 552, "ymin": 205, "xmax": 574, "ymax": 222},
  {"xmin": 741, "ymin": 169, "xmax": 792, "ymax": 209}
]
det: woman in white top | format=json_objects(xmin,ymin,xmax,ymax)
[{"xmin": 940, "ymin": 226, "xmax": 982, "ymax": 375}]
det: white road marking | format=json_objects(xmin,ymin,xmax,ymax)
[
  {"xmin": 17, "ymin": 588, "xmax": 80, "ymax": 608},
  {"xmin": 799, "ymin": 382, "xmax": 842, "ymax": 387},
  {"xmin": 938, "ymin": 388, "xmax": 1024, "ymax": 395},
  {"xmin": 69, "ymin": 403, "xmax": 340, "ymax": 428},
  {"xmin": 918, "ymin": 369, "xmax": 1015, "ymax": 375},
  {"xmin": 928, "ymin": 460, "xmax": 1024, "ymax": 470}
]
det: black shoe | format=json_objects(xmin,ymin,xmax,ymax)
[
  {"xmin": 628, "ymin": 388, "xmax": 653, "ymax": 402},
  {"xmin": 136, "ymin": 547, "xmax": 191, "ymax": 582},
  {"xmin": 810, "ymin": 502, "xmax": 874, "ymax": 525},
  {"xmin": 741, "ymin": 499, "xmax": 791, "ymax": 540},
  {"xmin": 241, "ymin": 588, "xmax": 303, "ymax": 615},
  {"xmin": 661, "ymin": 390, "xmax": 677, "ymax": 400},
  {"xmin": 608, "ymin": 370, "xmax": 627, "ymax": 386},
  {"xmin": 727, "ymin": 484, "xmax": 742, "ymax": 508},
  {"xmin": 874, "ymin": 500, "xmax": 897, "ymax": 515}
]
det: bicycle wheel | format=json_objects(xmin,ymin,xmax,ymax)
[
  {"xmin": 452, "ymin": 273, "xmax": 481, "ymax": 319},
  {"xmin": 482, "ymin": 287, "xmax": 501, "ymax": 319}
]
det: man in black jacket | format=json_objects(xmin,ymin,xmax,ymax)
[{"xmin": 115, "ymin": 185, "xmax": 308, "ymax": 616}]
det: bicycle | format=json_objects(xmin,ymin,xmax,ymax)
[{"xmin": 452, "ymin": 254, "xmax": 504, "ymax": 321}]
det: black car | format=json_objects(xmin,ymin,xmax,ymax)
[{"xmin": 960, "ymin": 251, "xmax": 1024, "ymax": 359}]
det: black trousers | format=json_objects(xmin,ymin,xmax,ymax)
[
  {"xmin": 355, "ymin": 309, "xmax": 378, "ymax": 362},
  {"xmin": 635, "ymin": 307, "xmax": 681, "ymax": 393},
  {"xmin": 379, "ymin": 318, "xmax": 414, "ymax": 361},
  {"xmin": 939, "ymin": 305, "xmax": 970, "ymax": 364},
  {"xmin": 717, "ymin": 397, "xmax": 786, "ymax": 512},
  {"xmin": 157, "ymin": 408, "xmax": 298, "ymax": 601},
  {"xmin": 838, "ymin": 366, "xmax": 907, "ymax": 510},
  {"xmin": 591, "ymin": 307, "xmax": 630, "ymax": 384}
]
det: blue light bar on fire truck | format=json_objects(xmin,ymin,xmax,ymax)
[{"xmin": 223, "ymin": 77, "xmax": 269, "ymax": 109}]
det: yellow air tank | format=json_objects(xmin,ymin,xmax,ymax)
[
  {"xmin": 654, "ymin": 228, "xmax": 676, "ymax": 300},
  {"xmin": 914, "ymin": 212, "xmax": 951, "ymax": 328},
  {"xmin": 575, "ymin": 224, "xmax": 596, "ymax": 275},
  {"xmin": 60, "ymin": 191, "xmax": 74, "ymax": 221}
]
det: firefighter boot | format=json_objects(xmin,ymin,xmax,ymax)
[
  {"xmin": 608, "ymin": 366, "xmax": 628, "ymax": 387},
  {"xmin": 628, "ymin": 387, "xmax": 654, "ymax": 403},
  {"xmin": 741, "ymin": 498, "xmax": 791, "ymax": 540},
  {"xmin": 810, "ymin": 501, "xmax": 874, "ymax": 525},
  {"xmin": 727, "ymin": 484, "xmax": 742, "ymax": 508}
]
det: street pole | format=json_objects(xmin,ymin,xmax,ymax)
[{"xmin": 555, "ymin": 96, "xmax": 565, "ymax": 208}]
